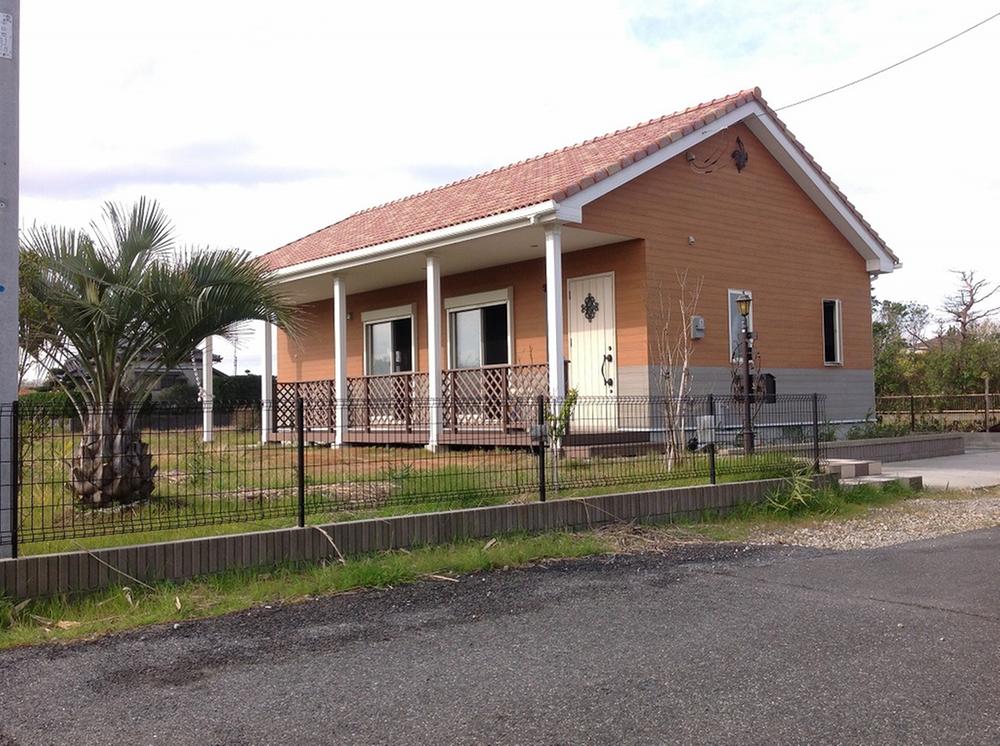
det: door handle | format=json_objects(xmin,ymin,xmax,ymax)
[{"xmin": 601, "ymin": 352, "xmax": 614, "ymax": 388}]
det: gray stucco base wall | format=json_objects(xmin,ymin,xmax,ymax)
[
  {"xmin": 688, "ymin": 367, "xmax": 875, "ymax": 424},
  {"xmin": 629, "ymin": 365, "xmax": 875, "ymax": 425}
]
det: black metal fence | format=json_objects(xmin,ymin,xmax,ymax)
[
  {"xmin": 0, "ymin": 394, "xmax": 827, "ymax": 555},
  {"xmin": 875, "ymin": 393, "xmax": 1000, "ymax": 434}
]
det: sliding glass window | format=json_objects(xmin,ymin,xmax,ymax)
[
  {"xmin": 449, "ymin": 303, "xmax": 509, "ymax": 369},
  {"xmin": 365, "ymin": 317, "xmax": 413, "ymax": 375}
]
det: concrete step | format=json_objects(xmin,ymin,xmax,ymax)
[
  {"xmin": 840, "ymin": 474, "xmax": 923, "ymax": 490},
  {"xmin": 824, "ymin": 459, "xmax": 882, "ymax": 479}
]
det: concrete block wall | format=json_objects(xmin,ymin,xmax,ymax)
[{"xmin": 0, "ymin": 476, "xmax": 835, "ymax": 600}]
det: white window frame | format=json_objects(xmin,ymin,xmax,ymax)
[
  {"xmin": 727, "ymin": 288, "xmax": 753, "ymax": 362},
  {"xmin": 444, "ymin": 288, "xmax": 514, "ymax": 369},
  {"xmin": 361, "ymin": 304, "xmax": 416, "ymax": 376},
  {"xmin": 822, "ymin": 298, "xmax": 843, "ymax": 366}
]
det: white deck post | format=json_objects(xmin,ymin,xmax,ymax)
[
  {"xmin": 544, "ymin": 224, "xmax": 565, "ymax": 400},
  {"xmin": 425, "ymin": 254, "xmax": 442, "ymax": 451},
  {"xmin": 260, "ymin": 321, "xmax": 273, "ymax": 444},
  {"xmin": 201, "ymin": 336, "xmax": 214, "ymax": 442},
  {"xmin": 333, "ymin": 275, "xmax": 348, "ymax": 447}
]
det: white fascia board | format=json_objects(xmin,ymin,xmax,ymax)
[
  {"xmin": 557, "ymin": 100, "xmax": 896, "ymax": 275},
  {"xmin": 742, "ymin": 104, "xmax": 897, "ymax": 274},
  {"xmin": 275, "ymin": 201, "xmax": 559, "ymax": 283}
]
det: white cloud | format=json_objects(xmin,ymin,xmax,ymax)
[{"xmin": 19, "ymin": 0, "xmax": 1000, "ymax": 371}]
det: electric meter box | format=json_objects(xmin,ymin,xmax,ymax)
[{"xmin": 690, "ymin": 315, "xmax": 705, "ymax": 340}]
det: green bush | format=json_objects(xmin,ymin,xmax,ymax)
[
  {"xmin": 847, "ymin": 419, "xmax": 911, "ymax": 440},
  {"xmin": 18, "ymin": 388, "xmax": 77, "ymax": 416},
  {"xmin": 214, "ymin": 374, "xmax": 262, "ymax": 410},
  {"xmin": 158, "ymin": 382, "xmax": 200, "ymax": 408}
]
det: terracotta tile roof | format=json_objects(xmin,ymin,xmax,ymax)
[{"xmin": 263, "ymin": 87, "xmax": 896, "ymax": 270}]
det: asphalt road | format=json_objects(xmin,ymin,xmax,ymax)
[{"xmin": 2, "ymin": 529, "xmax": 999, "ymax": 745}]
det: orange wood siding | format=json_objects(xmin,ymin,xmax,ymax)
[
  {"xmin": 277, "ymin": 122, "xmax": 874, "ymax": 382},
  {"xmin": 580, "ymin": 122, "xmax": 874, "ymax": 371},
  {"xmin": 275, "ymin": 242, "xmax": 646, "ymax": 382},
  {"xmin": 276, "ymin": 300, "xmax": 334, "ymax": 382}
]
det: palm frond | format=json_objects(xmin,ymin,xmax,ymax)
[{"xmin": 21, "ymin": 198, "xmax": 299, "ymax": 412}]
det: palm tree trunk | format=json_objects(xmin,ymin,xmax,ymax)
[{"xmin": 71, "ymin": 409, "xmax": 157, "ymax": 507}]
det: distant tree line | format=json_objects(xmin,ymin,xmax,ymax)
[{"xmin": 874, "ymin": 270, "xmax": 1000, "ymax": 395}]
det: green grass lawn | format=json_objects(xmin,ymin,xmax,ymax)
[{"xmin": 0, "ymin": 478, "xmax": 924, "ymax": 649}]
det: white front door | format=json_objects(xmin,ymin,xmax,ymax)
[{"xmin": 567, "ymin": 273, "xmax": 617, "ymax": 430}]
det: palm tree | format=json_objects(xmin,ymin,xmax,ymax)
[{"xmin": 21, "ymin": 198, "xmax": 298, "ymax": 508}]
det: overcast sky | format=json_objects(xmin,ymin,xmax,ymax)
[{"xmin": 19, "ymin": 1, "xmax": 1000, "ymax": 374}]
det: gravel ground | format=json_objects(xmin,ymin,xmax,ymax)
[{"xmin": 750, "ymin": 490, "xmax": 1000, "ymax": 549}]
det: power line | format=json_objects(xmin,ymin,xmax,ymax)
[{"xmin": 777, "ymin": 9, "xmax": 1000, "ymax": 111}]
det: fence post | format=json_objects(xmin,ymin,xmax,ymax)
[
  {"xmin": 811, "ymin": 393, "xmax": 821, "ymax": 473},
  {"xmin": 536, "ymin": 395, "xmax": 546, "ymax": 503},
  {"xmin": 707, "ymin": 394, "xmax": 717, "ymax": 485},
  {"xmin": 8, "ymin": 401, "xmax": 18, "ymax": 559},
  {"xmin": 909, "ymin": 394, "xmax": 916, "ymax": 432},
  {"xmin": 296, "ymin": 395, "xmax": 306, "ymax": 528},
  {"xmin": 984, "ymin": 374, "xmax": 991, "ymax": 433}
]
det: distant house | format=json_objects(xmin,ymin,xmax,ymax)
[
  {"xmin": 57, "ymin": 348, "xmax": 223, "ymax": 400},
  {"xmin": 910, "ymin": 331, "xmax": 961, "ymax": 355},
  {"xmin": 259, "ymin": 87, "xmax": 898, "ymax": 446}
]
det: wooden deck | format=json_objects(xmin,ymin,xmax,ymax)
[
  {"xmin": 268, "ymin": 427, "xmax": 652, "ymax": 450},
  {"xmin": 269, "ymin": 428, "xmax": 533, "ymax": 448}
]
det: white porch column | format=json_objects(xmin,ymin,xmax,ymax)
[
  {"xmin": 260, "ymin": 321, "xmax": 273, "ymax": 444},
  {"xmin": 425, "ymin": 254, "xmax": 442, "ymax": 450},
  {"xmin": 333, "ymin": 275, "xmax": 348, "ymax": 447},
  {"xmin": 544, "ymin": 224, "xmax": 566, "ymax": 399},
  {"xmin": 201, "ymin": 336, "xmax": 214, "ymax": 442}
]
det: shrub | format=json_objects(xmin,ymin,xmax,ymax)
[
  {"xmin": 847, "ymin": 419, "xmax": 911, "ymax": 440},
  {"xmin": 18, "ymin": 388, "xmax": 77, "ymax": 416},
  {"xmin": 215, "ymin": 374, "xmax": 262, "ymax": 407},
  {"xmin": 158, "ymin": 382, "xmax": 200, "ymax": 408}
]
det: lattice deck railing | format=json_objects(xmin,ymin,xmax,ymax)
[{"xmin": 273, "ymin": 364, "xmax": 549, "ymax": 433}]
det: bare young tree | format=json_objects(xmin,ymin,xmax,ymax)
[
  {"xmin": 941, "ymin": 270, "xmax": 1000, "ymax": 342},
  {"xmin": 653, "ymin": 270, "xmax": 704, "ymax": 470}
]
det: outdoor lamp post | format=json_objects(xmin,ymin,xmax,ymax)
[{"xmin": 737, "ymin": 293, "xmax": 755, "ymax": 455}]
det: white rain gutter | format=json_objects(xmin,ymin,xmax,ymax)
[{"xmin": 274, "ymin": 200, "xmax": 582, "ymax": 283}]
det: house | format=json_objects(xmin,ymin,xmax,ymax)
[
  {"xmin": 259, "ymin": 87, "xmax": 898, "ymax": 447},
  {"xmin": 55, "ymin": 348, "xmax": 223, "ymax": 401}
]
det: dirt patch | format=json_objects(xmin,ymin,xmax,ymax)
[
  {"xmin": 749, "ymin": 492, "xmax": 1000, "ymax": 550},
  {"xmin": 232, "ymin": 481, "xmax": 397, "ymax": 507}
]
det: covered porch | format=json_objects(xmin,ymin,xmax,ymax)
[
  {"xmin": 272, "ymin": 364, "xmax": 551, "ymax": 444},
  {"xmin": 256, "ymin": 208, "xmax": 643, "ymax": 448}
]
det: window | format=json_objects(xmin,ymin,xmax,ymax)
[
  {"xmin": 727, "ymin": 289, "xmax": 753, "ymax": 361},
  {"xmin": 444, "ymin": 289, "xmax": 512, "ymax": 369},
  {"xmin": 449, "ymin": 303, "xmax": 509, "ymax": 368},
  {"xmin": 823, "ymin": 299, "xmax": 842, "ymax": 365},
  {"xmin": 362, "ymin": 306, "xmax": 414, "ymax": 375}
]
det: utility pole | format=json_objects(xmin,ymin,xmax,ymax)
[{"xmin": 0, "ymin": 0, "xmax": 18, "ymax": 559}]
